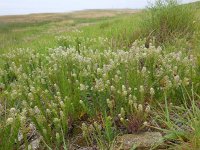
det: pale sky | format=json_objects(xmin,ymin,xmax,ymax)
[{"xmin": 0, "ymin": 0, "xmax": 197, "ymax": 16}]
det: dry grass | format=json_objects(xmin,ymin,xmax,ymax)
[
  {"xmin": 69, "ymin": 9, "xmax": 139, "ymax": 19},
  {"xmin": 0, "ymin": 9, "xmax": 139, "ymax": 24}
]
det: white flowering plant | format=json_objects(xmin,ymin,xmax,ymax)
[{"xmin": 0, "ymin": 36, "xmax": 199, "ymax": 149}]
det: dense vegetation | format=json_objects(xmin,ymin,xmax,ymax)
[{"xmin": 0, "ymin": 0, "xmax": 200, "ymax": 149}]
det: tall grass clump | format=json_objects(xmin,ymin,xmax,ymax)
[
  {"xmin": 155, "ymin": 91, "xmax": 200, "ymax": 149},
  {"xmin": 143, "ymin": 0, "xmax": 196, "ymax": 45}
]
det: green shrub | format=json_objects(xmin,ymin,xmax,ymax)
[{"xmin": 142, "ymin": 0, "xmax": 196, "ymax": 45}]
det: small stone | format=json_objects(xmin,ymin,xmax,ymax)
[
  {"xmin": 29, "ymin": 137, "xmax": 41, "ymax": 150},
  {"xmin": 116, "ymin": 132, "xmax": 163, "ymax": 150},
  {"xmin": 18, "ymin": 131, "xmax": 23, "ymax": 142}
]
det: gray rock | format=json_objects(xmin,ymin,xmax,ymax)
[
  {"xmin": 28, "ymin": 137, "xmax": 41, "ymax": 150},
  {"xmin": 116, "ymin": 132, "xmax": 163, "ymax": 150}
]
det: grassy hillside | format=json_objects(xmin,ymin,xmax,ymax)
[
  {"xmin": 0, "ymin": 9, "xmax": 140, "ymax": 54},
  {"xmin": 0, "ymin": 1, "xmax": 200, "ymax": 149}
]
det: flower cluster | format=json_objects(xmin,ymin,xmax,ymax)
[{"xmin": 0, "ymin": 38, "xmax": 198, "ymax": 149}]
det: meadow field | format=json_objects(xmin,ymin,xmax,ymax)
[
  {"xmin": 0, "ymin": 0, "xmax": 200, "ymax": 149},
  {"xmin": 0, "ymin": 9, "xmax": 139, "ymax": 54}
]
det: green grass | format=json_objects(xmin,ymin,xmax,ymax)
[{"xmin": 0, "ymin": 21, "xmax": 56, "ymax": 53}]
